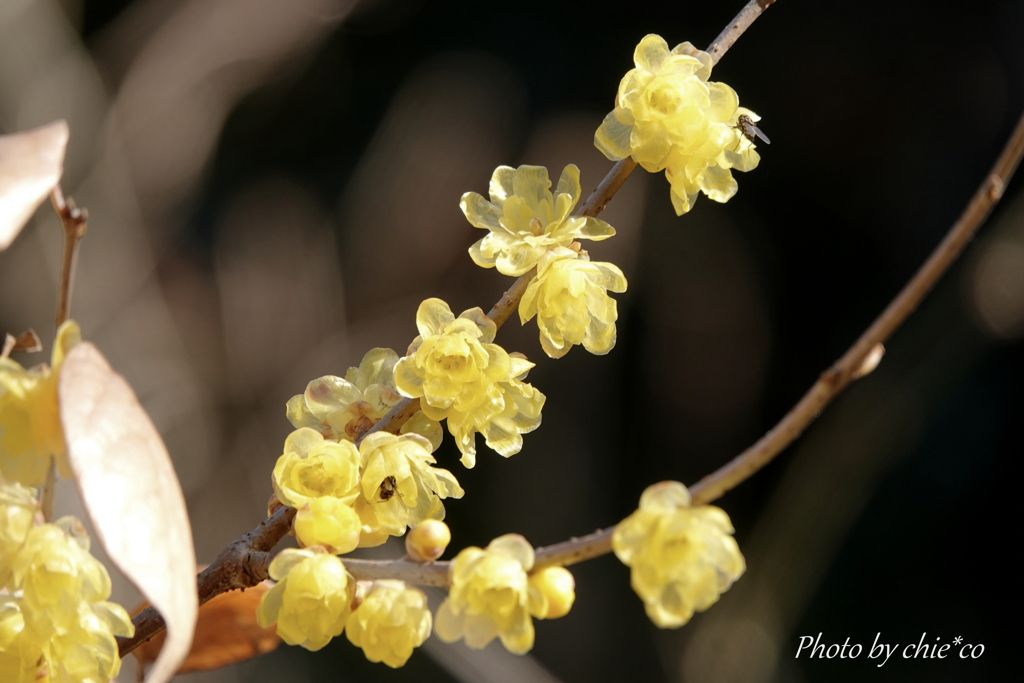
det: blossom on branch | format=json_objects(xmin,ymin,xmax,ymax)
[
  {"xmin": 595, "ymin": 34, "xmax": 762, "ymax": 215},
  {"xmin": 286, "ymin": 348, "xmax": 442, "ymax": 449},
  {"xmin": 346, "ymin": 580, "xmax": 432, "ymax": 668},
  {"xmin": 443, "ymin": 353, "xmax": 544, "ymax": 468},
  {"xmin": 293, "ymin": 496, "xmax": 362, "ymax": 554},
  {"xmin": 519, "ymin": 247, "xmax": 627, "ymax": 358},
  {"xmin": 353, "ymin": 432, "xmax": 463, "ymax": 546},
  {"xmin": 612, "ymin": 481, "xmax": 745, "ymax": 628},
  {"xmin": 461, "ymin": 164, "xmax": 615, "ymax": 277},
  {"xmin": 256, "ymin": 547, "xmax": 356, "ymax": 651},
  {"xmin": 0, "ymin": 320, "xmax": 80, "ymax": 486},
  {"xmin": 394, "ymin": 299, "xmax": 545, "ymax": 468},
  {"xmin": 272, "ymin": 428, "xmax": 360, "ymax": 509},
  {"xmin": 434, "ymin": 534, "xmax": 546, "ymax": 654}
]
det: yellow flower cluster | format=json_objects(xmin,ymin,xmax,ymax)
[
  {"xmin": 434, "ymin": 534, "xmax": 574, "ymax": 654},
  {"xmin": 612, "ymin": 481, "xmax": 744, "ymax": 628},
  {"xmin": 520, "ymin": 247, "xmax": 628, "ymax": 358},
  {"xmin": 461, "ymin": 164, "xmax": 616, "ymax": 276},
  {"xmin": 272, "ymin": 427, "xmax": 462, "ymax": 550},
  {"xmin": 394, "ymin": 299, "xmax": 545, "ymax": 468},
  {"xmin": 0, "ymin": 495, "xmax": 133, "ymax": 683},
  {"xmin": 595, "ymin": 34, "xmax": 762, "ymax": 215},
  {"xmin": 0, "ymin": 321, "xmax": 80, "ymax": 486},
  {"xmin": 287, "ymin": 348, "xmax": 442, "ymax": 448},
  {"xmin": 346, "ymin": 580, "xmax": 432, "ymax": 668}
]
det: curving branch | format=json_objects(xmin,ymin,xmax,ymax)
[
  {"xmin": 118, "ymin": 0, "xmax": 775, "ymax": 659},
  {"xmin": 528, "ymin": 107, "xmax": 1024, "ymax": 572}
]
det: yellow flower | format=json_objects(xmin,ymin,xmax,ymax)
[
  {"xmin": 257, "ymin": 547, "xmax": 355, "ymax": 651},
  {"xmin": 293, "ymin": 496, "xmax": 362, "ymax": 554},
  {"xmin": 354, "ymin": 432, "xmax": 462, "ymax": 545},
  {"xmin": 0, "ymin": 598, "xmax": 43, "ymax": 683},
  {"xmin": 444, "ymin": 354, "xmax": 544, "ymax": 468},
  {"xmin": 44, "ymin": 600, "xmax": 133, "ymax": 683},
  {"xmin": 272, "ymin": 428, "xmax": 360, "ymax": 509},
  {"xmin": 286, "ymin": 348, "xmax": 442, "ymax": 449},
  {"xmin": 0, "ymin": 481, "xmax": 37, "ymax": 588},
  {"xmin": 346, "ymin": 580, "xmax": 431, "ymax": 668},
  {"xmin": 0, "ymin": 320, "xmax": 81, "ymax": 486},
  {"xmin": 594, "ymin": 34, "xmax": 761, "ymax": 215},
  {"xmin": 10, "ymin": 518, "xmax": 113, "ymax": 640},
  {"xmin": 434, "ymin": 534, "xmax": 544, "ymax": 654},
  {"xmin": 527, "ymin": 566, "xmax": 575, "ymax": 620},
  {"xmin": 394, "ymin": 299, "xmax": 511, "ymax": 412},
  {"xmin": 519, "ymin": 247, "xmax": 627, "ymax": 359},
  {"xmin": 461, "ymin": 165, "xmax": 615, "ymax": 276},
  {"xmin": 612, "ymin": 481, "xmax": 744, "ymax": 628}
]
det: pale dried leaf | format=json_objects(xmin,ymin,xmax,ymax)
[
  {"xmin": 58, "ymin": 342, "xmax": 197, "ymax": 683},
  {"xmin": 0, "ymin": 120, "xmax": 69, "ymax": 250}
]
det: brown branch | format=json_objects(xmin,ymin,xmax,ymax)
[
  {"xmin": 706, "ymin": 0, "xmax": 777, "ymax": 65},
  {"xmin": 117, "ymin": 507, "xmax": 296, "ymax": 657},
  {"xmin": 51, "ymin": 184, "xmax": 87, "ymax": 329},
  {"xmin": 117, "ymin": 0, "xmax": 776, "ymax": 655}
]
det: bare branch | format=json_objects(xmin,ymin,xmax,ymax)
[{"xmin": 51, "ymin": 184, "xmax": 87, "ymax": 329}]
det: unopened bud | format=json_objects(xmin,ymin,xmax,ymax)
[
  {"xmin": 405, "ymin": 519, "xmax": 451, "ymax": 562},
  {"xmin": 528, "ymin": 566, "xmax": 575, "ymax": 619}
]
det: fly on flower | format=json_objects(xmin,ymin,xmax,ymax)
[
  {"xmin": 379, "ymin": 476, "xmax": 397, "ymax": 502},
  {"xmin": 737, "ymin": 114, "xmax": 770, "ymax": 145}
]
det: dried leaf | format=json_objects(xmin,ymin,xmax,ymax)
[
  {"xmin": 58, "ymin": 342, "xmax": 197, "ymax": 683},
  {"xmin": 0, "ymin": 121, "xmax": 69, "ymax": 250},
  {"xmin": 132, "ymin": 583, "xmax": 279, "ymax": 675}
]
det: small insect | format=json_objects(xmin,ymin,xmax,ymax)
[
  {"xmin": 737, "ymin": 114, "xmax": 771, "ymax": 145},
  {"xmin": 379, "ymin": 476, "xmax": 397, "ymax": 501}
]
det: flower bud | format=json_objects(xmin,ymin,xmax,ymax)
[
  {"xmin": 405, "ymin": 520, "xmax": 450, "ymax": 562},
  {"xmin": 528, "ymin": 566, "xmax": 575, "ymax": 619}
]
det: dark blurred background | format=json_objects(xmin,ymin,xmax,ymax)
[{"xmin": 1, "ymin": 0, "xmax": 1022, "ymax": 681}]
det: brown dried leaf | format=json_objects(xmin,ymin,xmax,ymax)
[
  {"xmin": 58, "ymin": 342, "xmax": 197, "ymax": 683},
  {"xmin": 132, "ymin": 583, "xmax": 279, "ymax": 675},
  {"xmin": 0, "ymin": 121, "xmax": 69, "ymax": 250}
]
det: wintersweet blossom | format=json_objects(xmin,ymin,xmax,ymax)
[
  {"xmin": 443, "ymin": 353, "xmax": 544, "ymax": 468},
  {"xmin": 612, "ymin": 481, "xmax": 745, "ymax": 628},
  {"xmin": 346, "ymin": 580, "xmax": 432, "ymax": 668},
  {"xmin": 257, "ymin": 547, "xmax": 355, "ymax": 651},
  {"xmin": 594, "ymin": 34, "xmax": 762, "ymax": 215},
  {"xmin": 0, "ymin": 481, "xmax": 36, "ymax": 587},
  {"xmin": 287, "ymin": 348, "xmax": 441, "ymax": 449},
  {"xmin": 461, "ymin": 164, "xmax": 615, "ymax": 277},
  {"xmin": 293, "ymin": 496, "xmax": 362, "ymax": 554},
  {"xmin": 0, "ymin": 320, "xmax": 81, "ymax": 486},
  {"xmin": 519, "ymin": 247, "xmax": 627, "ymax": 358},
  {"xmin": 0, "ymin": 599, "xmax": 42, "ymax": 683},
  {"xmin": 272, "ymin": 428, "xmax": 360, "ymax": 509},
  {"xmin": 434, "ymin": 534, "xmax": 544, "ymax": 654},
  {"xmin": 394, "ymin": 299, "xmax": 545, "ymax": 467},
  {"xmin": 354, "ymin": 432, "xmax": 463, "ymax": 545},
  {"xmin": 394, "ymin": 299, "xmax": 510, "ymax": 412},
  {"xmin": 10, "ymin": 518, "xmax": 113, "ymax": 638},
  {"xmin": 45, "ymin": 600, "xmax": 133, "ymax": 683}
]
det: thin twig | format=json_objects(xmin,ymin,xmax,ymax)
[
  {"xmin": 51, "ymin": 184, "xmax": 87, "ymax": 328},
  {"xmin": 706, "ymin": 0, "xmax": 777, "ymax": 65},
  {"xmin": 117, "ymin": 0, "xmax": 775, "ymax": 654}
]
